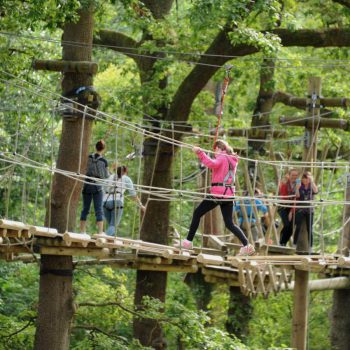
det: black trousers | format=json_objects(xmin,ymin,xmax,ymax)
[
  {"xmin": 278, "ymin": 208, "xmax": 294, "ymax": 245},
  {"xmin": 186, "ymin": 198, "xmax": 249, "ymax": 246},
  {"xmin": 294, "ymin": 210, "xmax": 314, "ymax": 247}
]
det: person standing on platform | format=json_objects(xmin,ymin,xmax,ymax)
[
  {"xmin": 278, "ymin": 168, "xmax": 300, "ymax": 246},
  {"xmin": 177, "ymin": 140, "xmax": 254, "ymax": 256},
  {"xmin": 80, "ymin": 140, "xmax": 109, "ymax": 235},
  {"xmin": 103, "ymin": 165, "xmax": 145, "ymax": 236},
  {"xmin": 294, "ymin": 171, "xmax": 318, "ymax": 248}
]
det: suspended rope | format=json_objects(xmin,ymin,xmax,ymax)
[
  {"xmin": 65, "ymin": 105, "xmax": 87, "ymax": 233},
  {"xmin": 213, "ymin": 65, "xmax": 233, "ymax": 149}
]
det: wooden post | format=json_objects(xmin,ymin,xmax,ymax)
[
  {"xmin": 296, "ymin": 77, "xmax": 322, "ymax": 253},
  {"xmin": 292, "ymin": 270, "xmax": 309, "ymax": 350},
  {"xmin": 292, "ymin": 77, "xmax": 321, "ymax": 350}
]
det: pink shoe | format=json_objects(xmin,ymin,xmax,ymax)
[
  {"xmin": 174, "ymin": 239, "xmax": 193, "ymax": 249},
  {"xmin": 238, "ymin": 244, "xmax": 255, "ymax": 256}
]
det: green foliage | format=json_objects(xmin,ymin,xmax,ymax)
[
  {"xmin": 0, "ymin": 0, "xmax": 81, "ymax": 31},
  {"xmin": 2, "ymin": 0, "xmax": 350, "ymax": 349}
]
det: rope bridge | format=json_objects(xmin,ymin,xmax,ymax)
[{"xmin": 1, "ymin": 219, "xmax": 349, "ymax": 298}]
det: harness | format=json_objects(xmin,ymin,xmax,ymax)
[
  {"xmin": 103, "ymin": 175, "xmax": 124, "ymax": 211},
  {"xmin": 211, "ymin": 157, "xmax": 235, "ymax": 195}
]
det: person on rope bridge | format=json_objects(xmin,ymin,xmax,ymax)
[
  {"xmin": 294, "ymin": 171, "xmax": 318, "ymax": 248},
  {"xmin": 103, "ymin": 165, "xmax": 146, "ymax": 236},
  {"xmin": 177, "ymin": 139, "xmax": 255, "ymax": 256},
  {"xmin": 80, "ymin": 140, "xmax": 109, "ymax": 235},
  {"xmin": 278, "ymin": 168, "xmax": 300, "ymax": 246},
  {"xmin": 233, "ymin": 188, "xmax": 271, "ymax": 243}
]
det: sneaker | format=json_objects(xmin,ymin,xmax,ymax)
[
  {"xmin": 238, "ymin": 244, "xmax": 255, "ymax": 256},
  {"xmin": 174, "ymin": 239, "xmax": 193, "ymax": 249}
]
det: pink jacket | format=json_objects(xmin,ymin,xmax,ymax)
[{"xmin": 197, "ymin": 150, "xmax": 238, "ymax": 197}]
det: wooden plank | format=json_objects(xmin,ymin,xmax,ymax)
[
  {"xmin": 338, "ymin": 256, "xmax": 350, "ymax": 266},
  {"xmin": 0, "ymin": 219, "xmax": 29, "ymax": 231},
  {"xmin": 197, "ymin": 253, "xmax": 225, "ymax": 265},
  {"xmin": 207, "ymin": 235, "xmax": 227, "ymax": 251},
  {"xmin": 63, "ymin": 232, "xmax": 92, "ymax": 247},
  {"xmin": 29, "ymin": 225, "xmax": 60, "ymax": 238},
  {"xmin": 39, "ymin": 246, "xmax": 110, "ymax": 257}
]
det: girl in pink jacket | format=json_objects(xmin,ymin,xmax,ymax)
[{"xmin": 178, "ymin": 140, "xmax": 254, "ymax": 256}]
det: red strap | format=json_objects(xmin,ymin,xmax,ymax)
[{"xmin": 213, "ymin": 68, "xmax": 232, "ymax": 149}]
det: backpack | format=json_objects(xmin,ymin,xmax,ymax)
[{"xmin": 86, "ymin": 154, "xmax": 108, "ymax": 179}]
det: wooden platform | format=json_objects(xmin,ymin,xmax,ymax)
[{"xmin": 0, "ymin": 219, "xmax": 349, "ymax": 297}]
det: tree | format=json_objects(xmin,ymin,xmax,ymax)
[
  {"xmin": 34, "ymin": 5, "xmax": 96, "ymax": 350},
  {"xmin": 94, "ymin": 1, "xmax": 350, "ymax": 346}
]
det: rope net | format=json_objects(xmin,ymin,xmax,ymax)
[{"xmin": 0, "ymin": 71, "xmax": 349, "ymax": 256}]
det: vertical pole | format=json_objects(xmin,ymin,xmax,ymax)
[
  {"xmin": 292, "ymin": 77, "xmax": 321, "ymax": 350},
  {"xmin": 292, "ymin": 270, "xmax": 309, "ymax": 350},
  {"xmin": 298, "ymin": 77, "xmax": 321, "ymax": 252}
]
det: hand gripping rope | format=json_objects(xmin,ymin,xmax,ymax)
[{"xmin": 213, "ymin": 65, "xmax": 233, "ymax": 149}]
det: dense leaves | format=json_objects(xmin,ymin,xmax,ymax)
[{"xmin": 1, "ymin": 0, "xmax": 350, "ymax": 349}]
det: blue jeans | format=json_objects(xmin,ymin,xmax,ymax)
[
  {"xmin": 80, "ymin": 191, "xmax": 104, "ymax": 222},
  {"xmin": 103, "ymin": 199, "xmax": 123, "ymax": 236}
]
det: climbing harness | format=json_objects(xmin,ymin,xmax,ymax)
[{"xmin": 211, "ymin": 157, "xmax": 235, "ymax": 196}]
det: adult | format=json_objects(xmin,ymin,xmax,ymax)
[
  {"xmin": 177, "ymin": 140, "xmax": 254, "ymax": 256},
  {"xmin": 294, "ymin": 171, "xmax": 318, "ymax": 247},
  {"xmin": 103, "ymin": 165, "xmax": 145, "ymax": 236},
  {"xmin": 278, "ymin": 168, "xmax": 300, "ymax": 246},
  {"xmin": 80, "ymin": 140, "xmax": 109, "ymax": 234}
]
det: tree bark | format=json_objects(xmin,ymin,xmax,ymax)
[
  {"xmin": 34, "ymin": 7, "xmax": 95, "ymax": 350},
  {"xmin": 132, "ymin": 2, "xmax": 174, "ymax": 349},
  {"xmin": 331, "ymin": 174, "xmax": 350, "ymax": 350},
  {"xmin": 249, "ymin": 59, "xmax": 276, "ymax": 155}
]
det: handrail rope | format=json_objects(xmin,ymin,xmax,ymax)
[
  {"xmin": 1, "ymin": 71, "xmax": 349, "ymax": 168},
  {"xmin": 2, "ymin": 153, "xmax": 350, "ymax": 206}
]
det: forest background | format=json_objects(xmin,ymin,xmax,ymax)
[{"xmin": 1, "ymin": 0, "xmax": 350, "ymax": 349}]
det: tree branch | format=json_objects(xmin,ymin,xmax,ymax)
[
  {"xmin": 0, "ymin": 318, "xmax": 35, "ymax": 339},
  {"xmin": 94, "ymin": 30, "xmax": 140, "ymax": 63},
  {"xmin": 168, "ymin": 27, "xmax": 350, "ymax": 138},
  {"xmin": 77, "ymin": 301, "xmax": 184, "ymax": 331},
  {"xmin": 332, "ymin": 0, "xmax": 350, "ymax": 8},
  {"xmin": 72, "ymin": 324, "xmax": 128, "ymax": 342}
]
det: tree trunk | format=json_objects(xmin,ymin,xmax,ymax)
[
  {"xmin": 34, "ymin": 8, "xmax": 95, "ymax": 350},
  {"xmin": 226, "ymin": 286, "xmax": 253, "ymax": 340},
  {"xmin": 133, "ymin": 151, "xmax": 172, "ymax": 350},
  {"xmin": 330, "ymin": 174, "xmax": 350, "ymax": 350},
  {"xmin": 249, "ymin": 59, "xmax": 276, "ymax": 155},
  {"xmin": 185, "ymin": 272, "xmax": 213, "ymax": 312}
]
